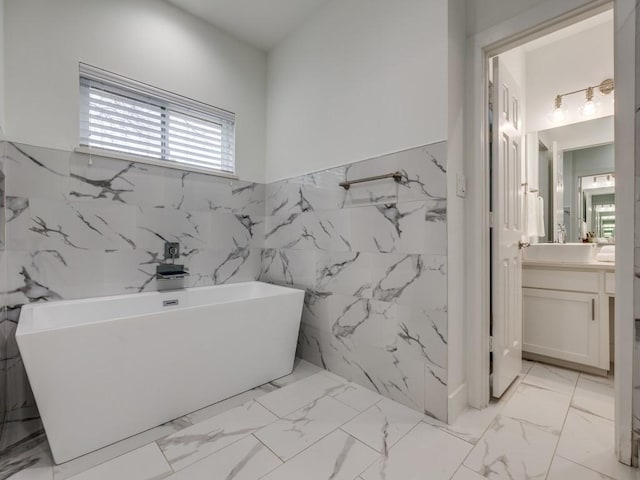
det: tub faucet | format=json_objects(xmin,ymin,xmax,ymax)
[{"xmin": 157, "ymin": 242, "xmax": 190, "ymax": 280}]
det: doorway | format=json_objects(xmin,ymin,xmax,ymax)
[{"xmin": 465, "ymin": 0, "xmax": 635, "ymax": 467}]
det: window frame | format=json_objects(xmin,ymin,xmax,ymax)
[{"xmin": 77, "ymin": 63, "xmax": 237, "ymax": 178}]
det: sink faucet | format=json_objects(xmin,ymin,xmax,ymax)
[{"xmin": 557, "ymin": 224, "xmax": 566, "ymax": 244}]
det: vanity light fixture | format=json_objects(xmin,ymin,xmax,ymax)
[{"xmin": 549, "ymin": 78, "xmax": 614, "ymax": 123}]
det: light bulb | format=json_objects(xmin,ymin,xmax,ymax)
[
  {"xmin": 579, "ymin": 87, "xmax": 600, "ymax": 117},
  {"xmin": 548, "ymin": 95, "xmax": 567, "ymax": 123}
]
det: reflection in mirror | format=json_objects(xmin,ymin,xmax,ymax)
[
  {"xmin": 565, "ymin": 144, "xmax": 614, "ymax": 242},
  {"xmin": 537, "ymin": 142, "xmax": 552, "ymax": 243},
  {"xmin": 528, "ymin": 116, "xmax": 614, "ymax": 244},
  {"xmin": 580, "ymin": 173, "xmax": 615, "ymax": 241}
]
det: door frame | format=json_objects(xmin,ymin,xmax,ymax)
[{"xmin": 463, "ymin": 0, "xmax": 635, "ymax": 464}]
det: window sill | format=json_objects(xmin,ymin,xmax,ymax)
[{"xmin": 74, "ymin": 146, "xmax": 239, "ymax": 180}]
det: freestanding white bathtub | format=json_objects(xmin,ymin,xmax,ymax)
[{"xmin": 16, "ymin": 281, "xmax": 304, "ymax": 464}]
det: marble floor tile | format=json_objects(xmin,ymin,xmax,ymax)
[
  {"xmin": 572, "ymin": 374, "xmax": 615, "ymax": 421},
  {"xmin": 163, "ymin": 436, "xmax": 281, "ymax": 480},
  {"xmin": 157, "ymin": 401, "xmax": 277, "ymax": 471},
  {"xmin": 185, "ymin": 389, "xmax": 273, "ymax": 426},
  {"xmin": 422, "ymin": 401, "xmax": 501, "ymax": 445},
  {"xmin": 270, "ymin": 359, "xmax": 323, "ymax": 388},
  {"xmin": 53, "ymin": 418, "xmax": 191, "ymax": 480},
  {"xmin": 547, "ymin": 456, "xmax": 616, "ymax": 480},
  {"xmin": 7, "ymin": 466, "xmax": 54, "ymax": 480},
  {"xmin": 463, "ymin": 414, "xmax": 559, "ymax": 480},
  {"xmin": 522, "ymin": 363, "xmax": 579, "ymax": 396},
  {"xmin": 360, "ymin": 423, "xmax": 472, "ymax": 480},
  {"xmin": 499, "ymin": 382, "xmax": 571, "ymax": 434},
  {"xmin": 5, "ymin": 361, "xmax": 633, "ymax": 480},
  {"xmin": 556, "ymin": 409, "xmax": 636, "ymax": 480},
  {"xmin": 255, "ymin": 372, "xmax": 347, "ymax": 418},
  {"xmin": 260, "ymin": 430, "xmax": 379, "ymax": 480},
  {"xmin": 422, "ymin": 372, "xmax": 524, "ymax": 446},
  {"xmin": 65, "ymin": 444, "xmax": 171, "ymax": 480},
  {"xmin": 450, "ymin": 466, "xmax": 488, "ymax": 480},
  {"xmin": 254, "ymin": 396, "xmax": 359, "ymax": 461},
  {"xmin": 329, "ymin": 381, "xmax": 384, "ymax": 412},
  {"xmin": 521, "ymin": 359, "xmax": 535, "ymax": 375},
  {"xmin": 341, "ymin": 398, "xmax": 423, "ymax": 453}
]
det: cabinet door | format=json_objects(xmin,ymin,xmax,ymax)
[{"xmin": 523, "ymin": 288, "xmax": 599, "ymax": 367}]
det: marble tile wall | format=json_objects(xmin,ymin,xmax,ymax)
[
  {"xmin": 0, "ymin": 142, "xmax": 266, "ymax": 445},
  {"xmin": 1, "ymin": 141, "xmax": 6, "ymax": 443},
  {"xmin": 259, "ymin": 142, "xmax": 450, "ymax": 421},
  {"xmin": 0, "ymin": 139, "xmax": 450, "ymax": 452}
]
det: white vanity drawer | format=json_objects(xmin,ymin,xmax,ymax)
[
  {"xmin": 522, "ymin": 268, "xmax": 599, "ymax": 293},
  {"xmin": 605, "ymin": 272, "xmax": 615, "ymax": 295}
]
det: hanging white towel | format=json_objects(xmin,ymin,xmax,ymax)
[
  {"xmin": 526, "ymin": 192, "xmax": 539, "ymax": 238},
  {"xmin": 537, "ymin": 195, "xmax": 545, "ymax": 238}
]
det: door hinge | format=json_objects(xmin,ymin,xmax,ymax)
[
  {"xmin": 488, "ymin": 211, "xmax": 494, "ymax": 228},
  {"xmin": 489, "ymin": 336, "xmax": 494, "ymax": 353},
  {"xmin": 488, "ymin": 81, "xmax": 493, "ymax": 109}
]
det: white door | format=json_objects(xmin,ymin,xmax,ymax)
[{"xmin": 491, "ymin": 56, "xmax": 523, "ymax": 398}]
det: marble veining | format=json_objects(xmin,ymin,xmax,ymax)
[
  {"xmin": 3, "ymin": 360, "xmax": 635, "ymax": 480},
  {"xmin": 259, "ymin": 142, "xmax": 449, "ymax": 422},
  {"xmin": 0, "ymin": 141, "xmax": 267, "ymax": 456},
  {"xmin": 1, "ymin": 140, "xmax": 451, "ymax": 463}
]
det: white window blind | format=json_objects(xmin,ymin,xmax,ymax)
[{"xmin": 79, "ymin": 64, "xmax": 235, "ymax": 174}]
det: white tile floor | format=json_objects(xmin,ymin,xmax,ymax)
[{"xmin": 2, "ymin": 358, "xmax": 636, "ymax": 480}]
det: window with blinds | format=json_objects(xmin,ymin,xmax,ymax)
[{"xmin": 79, "ymin": 64, "xmax": 235, "ymax": 174}]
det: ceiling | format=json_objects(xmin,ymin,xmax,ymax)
[{"xmin": 166, "ymin": 0, "xmax": 330, "ymax": 51}]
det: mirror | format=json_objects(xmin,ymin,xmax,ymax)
[
  {"xmin": 526, "ymin": 115, "xmax": 614, "ymax": 243},
  {"xmin": 580, "ymin": 173, "xmax": 615, "ymax": 241}
]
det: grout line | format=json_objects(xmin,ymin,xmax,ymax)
[
  {"xmin": 448, "ymin": 463, "xmax": 466, "ymax": 480},
  {"xmin": 456, "ymin": 361, "xmax": 567, "ymax": 471},
  {"xmin": 340, "ymin": 430, "xmax": 383, "ymax": 477},
  {"xmin": 554, "ymin": 453, "xmax": 618, "ymax": 480},
  {"xmin": 420, "ymin": 417, "xmax": 476, "ymax": 447},
  {"xmin": 159, "ymin": 431, "xmax": 262, "ymax": 475},
  {"xmin": 253, "ymin": 397, "xmax": 283, "ymax": 418},
  {"xmin": 542, "ymin": 364, "xmax": 580, "ymax": 480},
  {"xmin": 329, "ymin": 386, "xmax": 386, "ymax": 413},
  {"xmin": 252, "ymin": 389, "xmax": 366, "ymax": 466},
  {"xmin": 251, "ymin": 433, "xmax": 283, "ymax": 471},
  {"xmin": 154, "ymin": 441, "xmax": 176, "ymax": 475}
]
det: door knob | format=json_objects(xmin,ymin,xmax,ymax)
[{"xmin": 518, "ymin": 241, "xmax": 530, "ymax": 249}]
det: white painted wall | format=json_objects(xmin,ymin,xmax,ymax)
[
  {"xmin": 466, "ymin": 0, "xmax": 553, "ymax": 36},
  {"xmin": 525, "ymin": 21, "xmax": 614, "ymax": 133},
  {"xmin": 447, "ymin": 0, "xmax": 467, "ymax": 422},
  {"xmin": 265, "ymin": 0, "xmax": 447, "ymax": 182},
  {"xmin": 4, "ymin": 0, "xmax": 267, "ymax": 182}
]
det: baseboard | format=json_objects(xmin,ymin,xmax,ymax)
[
  {"xmin": 523, "ymin": 352, "xmax": 609, "ymax": 377},
  {"xmin": 448, "ymin": 382, "xmax": 468, "ymax": 423}
]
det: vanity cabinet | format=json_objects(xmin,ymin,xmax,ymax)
[{"xmin": 522, "ymin": 263, "xmax": 613, "ymax": 373}]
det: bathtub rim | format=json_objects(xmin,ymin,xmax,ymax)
[{"xmin": 16, "ymin": 281, "xmax": 304, "ymax": 336}]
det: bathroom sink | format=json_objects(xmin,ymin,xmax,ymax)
[{"xmin": 523, "ymin": 243, "xmax": 596, "ymax": 263}]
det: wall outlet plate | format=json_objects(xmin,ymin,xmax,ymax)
[{"xmin": 164, "ymin": 242, "xmax": 180, "ymax": 260}]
